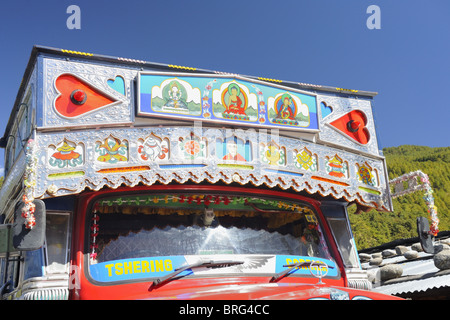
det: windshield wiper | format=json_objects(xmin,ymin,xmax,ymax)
[
  {"xmin": 269, "ymin": 260, "xmax": 334, "ymax": 283},
  {"xmin": 149, "ymin": 260, "xmax": 244, "ymax": 290}
]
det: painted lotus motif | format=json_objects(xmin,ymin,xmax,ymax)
[{"xmin": 179, "ymin": 133, "xmax": 206, "ymax": 160}]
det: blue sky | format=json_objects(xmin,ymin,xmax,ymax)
[{"xmin": 0, "ymin": 0, "xmax": 448, "ymax": 173}]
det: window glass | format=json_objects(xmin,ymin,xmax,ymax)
[
  {"xmin": 14, "ymin": 96, "xmax": 31, "ymax": 160},
  {"xmin": 5, "ymin": 138, "xmax": 15, "ymax": 174},
  {"xmin": 45, "ymin": 213, "xmax": 70, "ymax": 273},
  {"xmin": 14, "ymin": 111, "xmax": 26, "ymax": 160},
  {"xmin": 321, "ymin": 204, "xmax": 360, "ymax": 268},
  {"xmin": 6, "ymin": 89, "xmax": 32, "ymax": 174},
  {"xmin": 327, "ymin": 218, "xmax": 360, "ymax": 268}
]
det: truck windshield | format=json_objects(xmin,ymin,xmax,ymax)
[{"xmin": 88, "ymin": 193, "xmax": 338, "ymax": 283}]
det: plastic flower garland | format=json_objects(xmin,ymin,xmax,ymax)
[
  {"xmin": 22, "ymin": 139, "xmax": 38, "ymax": 229},
  {"xmin": 390, "ymin": 170, "xmax": 439, "ymax": 236}
]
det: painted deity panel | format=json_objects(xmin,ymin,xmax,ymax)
[
  {"xmin": 147, "ymin": 77, "xmax": 202, "ymax": 116},
  {"xmin": 267, "ymin": 92, "xmax": 311, "ymax": 127},
  {"xmin": 216, "ymin": 137, "xmax": 252, "ymax": 162},
  {"xmin": 138, "ymin": 73, "xmax": 318, "ymax": 131},
  {"xmin": 211, "ymin": 81, "xmax": 258, "ymax": 122}
]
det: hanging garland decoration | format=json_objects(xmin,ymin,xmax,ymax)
[
  {"xmin": 421, "ymin": 174, "xmax": 439, "ymax": 236},
  {"xmin": 90, "ymin": 202, "xmax": 100, "ymax": 262},
  {"xmin": 389, "ymin": 170, "xmax": 439, "ymax": 236},
  {"xmin": 22, "ymin": 139, "xmax": 38, "ymax": 229},
  {"xmin": 96, "ymin": 194, "xmax": 313, "ymax": 214},
  {"xmin": 93, "ymin": 194, "xmax": 317, "ymax": 230},
  {"xmin": 21, "ymin": 194, "xmax": 36, "ymax": 229}
]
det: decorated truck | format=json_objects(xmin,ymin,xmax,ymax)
[{"xmin": 0, "ymin": 46, "xmax": 402, "ymax": 300}]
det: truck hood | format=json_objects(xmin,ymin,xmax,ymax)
[{"xmin": 141, "ymin": 281, "xmax": 402, "ymax": 300}]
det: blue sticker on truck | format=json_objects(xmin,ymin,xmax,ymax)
[
  {"xmin": 275, "ymin": 255, "xmax": 338, "ymax": 277},
  {"xmin": 90, "ymin": 254, "xmax": 338, "ymax": 282},
  {"xmin": 90, "ymin": 256, "xmax": 187, "ymax": 282}
]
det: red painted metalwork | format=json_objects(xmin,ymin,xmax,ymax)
[
  {"xmin": 330, "ymin": 110, "xmax": 370, "ymax": 144},
  {"xmin": 55, "ymin": 74, "xmax": 118, "ymax": 118}
]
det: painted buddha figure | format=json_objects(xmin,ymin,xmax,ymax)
[
  {"xmin": 165, "ymin": 81, "xmax": 188, "ymax": 110},
  {"xmin": 276, "ymin": 93, "xmax": 295, "ymax": 120},
  {"xmin": 225, "ymin": 83, "xmax": 246, "ymax": 115}
]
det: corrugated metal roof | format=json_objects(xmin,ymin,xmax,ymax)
[
  {"xmin": 373, "ymin": 273, "xmax": 450, "ymax": 296},
  {"xmin": 398, "ymin": 255, "xmax": 440, "ymax": 276},
  {"xmin": 360, "ymin": 235, "xmax": 450, "ymax": 297}
]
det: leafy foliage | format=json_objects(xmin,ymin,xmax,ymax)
[{"xmin": 349, "ymin": 145, "xmax": 450, "ymax": 249}]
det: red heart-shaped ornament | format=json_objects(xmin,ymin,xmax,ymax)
[
  {"xmin": 55, "ymin": 74, "xmax": 118, "ymax": 118},
  {"xmin": 329, "ymin": 110, "xmax": 370, "ymax": 144}
]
